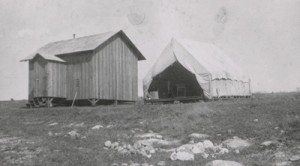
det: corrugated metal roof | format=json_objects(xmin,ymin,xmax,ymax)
[{"xmin": 21, "ymin": 30, "xmax": 145, "ymax": 62}]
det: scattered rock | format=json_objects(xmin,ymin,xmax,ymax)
[
  {"xmin": 48, "ymin": 131, "xmax": 53, "ymax": 136},
  {"xmin": 227, "ymin": 129, "xmax": 233, "ymax": 134},
  {"xmin": 170, "ymin": 139, "xmax": 229, "ymax": 160},
  {"xmin": 274, "ymin": 151, "xmax": 289, "ymax": 163},
  {"xmin": 189, "ymin": 133, "xmax": 210, "ymax": 139},
  {"xmin": 159, "ymin": 148, "xmax": 176, "ymax": 153},
  {"xmin": 205, "ymin": 160, "xmax": 244, "ymax": 166},
  {"xmin": 223, "ymin": 136, "xmax": 251, "ymax": 150},
  {"xmin": 137, "ymin": 138, "xmax": 179, "ymax": 146},
  {"xmin": 134, "ymin": 140, "xmax": 155, "ymax": 158},
  {"xmin": 235, "ymin": 149, "xmax": 240, "ymax": 154},
  {"xmin": 111, "ymin": 142, "xmax": 119, "ymax": 149},
  {"xmin": 106, "ymin": 124, "xmax": 115, "ymax": 128},
  {"xmin": 49, "ymin": 122, "xmax": 58, "ymax": 126},
  {"xmin": 191, "ymin": 142, "xmax": 205, "ymax": 154},
  {"xmin": 139, "ymin": 120, "xmax": 146, "ymax": 124},
  {"xmin": 253, "ymin": 119, "xmax": 259, "ymax": 122},
  {"xmin": 170, "ymin": 151, "xmax": 194, "ymax": 161},
  {"xmin": 274, "ymin": 161, "xmax": 292, "ymax": 166},
  {"xmin": 68, "ymin": 130, "xmax": 80, "ymax": 139},
  {"xmin": 135, "ymin": 133, "xmax": 163, "ymax": 139},
  {"xmin": 202, "ymin": 153, "xmax": 209, "ymax": 158},
  {"xmin": 289, "ymin": 154, "xmax": 300, "ymax": 161},
  {"xmin": 157, "ymin": 161, "xmax": 165, "ymax": 166},
  {"xmin": 74, "ymin": 122, "xmax": 85, "ymax": 127},
  {"xmin": 261, "ymin": 140, "xmax": 277, "ymax": 147},
  {"xmin": 91, "ymin": 125, "xmax": 103, "ymax": 130},
  {"xmin": 176, "ymin": 143, "xmax": 195, "ymax": 153},
  {"xmin": 203, "ymin": 140, "xmax": 215, "ymax": 150},
  {"xmin": 105, "ymin": 141, "xmax": 112, "ymax": 148}
]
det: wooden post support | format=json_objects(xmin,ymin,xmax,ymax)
[
  {"xmin": 88, "ymin": 99, "xmax": 99, "ymax": 106},
  {"xmin": 47, "ymin": 98, "xmax": 53, "ymax": 108},
  {"xmin": 71, "ymin": 92, "xmax": 77, "ymax": 107}
]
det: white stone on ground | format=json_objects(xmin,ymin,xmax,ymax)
[
  {"xmin": 189, "ymin": 133, "xmax": 210, "ymax": 138},
  {"xmin": 274, "ymin": 151, "xmax": 289, "ymax": 163},
  {"xmin": 49, "ymin": 122, "xmax": 58, "ymax": 126},
  {"xmin": 48, "ymin": 131, "xmax": 53, "ymax": 136},
  {"xmin": 203, "ymin": 140, "xmax": 215, "ymax": 150},
  {"xmin": 222, "ymin": 136, "xmax": 251, "ymax": 150},
  {"xmin": 135, "ymin": 133, "xmax": 163, "ymax": 139},
  {"xmin": 104, "ymin": 140, "xmax": 112, "ymax": 148},
  {"xmin": 274, "ymin": 161, "xmax": 292, "ymax": 166},
  {"xmin": 191, "ymin": 142, "xmax": 205, "ymax": 154},
  {"xmin": 170, "ymin": 139, "xmax": 229, "ymax": 160},
  {"xmin": 91, "ymin": 125, "xmax": 103, "ymax": 130},
  {"xmin": 170, "ymin": 151, "xmax": 195, "ymax": 161},
  {"xmin": 157, "ymin": 161, "xmax": 165, "ymax": 166},
  {"xmin": 205, "ymin": 160, "xmax": 244, "ymax": 166},
  {"xmin": 261, "ymin": 140, "xmax": 277, "ymax": 147},
  {"xmin": 68, "ymin": 130, "xmax": 80, "ymax": 139},
  {"xmin": 289, "ymin": 154, "xmax": 300, "ymax": 161}
]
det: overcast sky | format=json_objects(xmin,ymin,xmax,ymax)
[{"xmin": 0, "ymin": 0, "xmax": 299, "ymax": 100}]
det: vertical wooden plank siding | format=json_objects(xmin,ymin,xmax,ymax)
[
  {"xmin": 29, "ymin": 56, "xmax": 47, "ymax": 98},
  {"xmin": 41, "ymin": 34, "xmax": 141, "ymax": 101},
  {"xmin": 92, "ymin": 35, "xmax": 138, "ymax": 101},
  {"xmin": 63, "ymin": 52, "xmax": 93, "ymax": 100},
  {"xmin": 46, "ymin": 61, "xmax": 67, "ymax": 98}
]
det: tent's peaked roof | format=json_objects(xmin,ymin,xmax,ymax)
[
  {"xmin": 21, "ymin": 30, "xmax": 145, "ymax": 62},
  {"xmin": 143, "ymin": 38, "xmax": 248, "ymax": 89},
  {"xmin": 172, "ymin": 38, "xmax": 247, "ymax": 80}
]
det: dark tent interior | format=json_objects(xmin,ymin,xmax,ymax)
[{"xmin": 148, "ymin": 61, "xmax": 204, "ymax": 99}]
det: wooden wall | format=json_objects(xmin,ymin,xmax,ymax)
[
  {"xmin": 61, "ymin": 35, "xmax": 138, "ymax": 101},
  {"xmin": 47, "ymin": 62, "xmax": 67, "ymax": 98},
  {"xmin": 92, "ymin": 35, "xmax": 138, "ymax": 101},
  {"xmin": 28, "ymin": 55, "xmax": 67, "ymax": 99},
  {"xmin": 28, "ymin": 56, "xmax": 48, "ymax": 99},
  {"xmin": 61, "ymin": 52, "xmax": 93, "ymax": 100}
]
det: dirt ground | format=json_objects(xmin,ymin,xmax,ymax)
[{"xmin": 0, "ymin": 93, "xmax": 299, "ymax": 166}]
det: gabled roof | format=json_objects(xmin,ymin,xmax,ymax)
[{"xmin": 21, "ymin": 30, "xmax": 145, "ymax": 62}]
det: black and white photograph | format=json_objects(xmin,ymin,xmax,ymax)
[{"xmin": 0, "ymin": 0, "xmax": 299, "ymax": 165}]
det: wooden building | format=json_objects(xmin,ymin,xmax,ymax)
[{"xmin": 22, "ymin": 30, "xmax": 145, "ymax": 106}]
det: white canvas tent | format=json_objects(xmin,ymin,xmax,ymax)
[{"xmin": 143, "ymin": 38, "xmax": 251, "ymax": 99}]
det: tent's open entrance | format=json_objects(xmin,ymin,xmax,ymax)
[{"xmin": 146, "ymin": 61, "xmax": 205, "ymax": 103}]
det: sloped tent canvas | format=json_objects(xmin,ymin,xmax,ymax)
[{"xmin": 143, "ymin": 38, "xmax": 251, "ymax": 99}]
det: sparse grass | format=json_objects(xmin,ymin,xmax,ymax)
[{"xmin": 0, "ymin": 93, "xmax": 300, "ymax": 165}]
